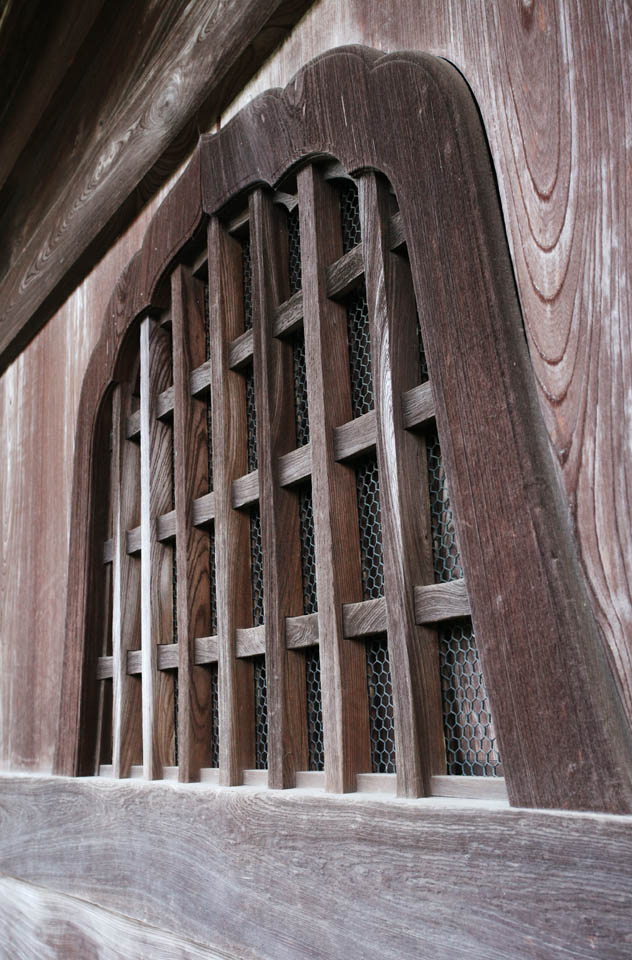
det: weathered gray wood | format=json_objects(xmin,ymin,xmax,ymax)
[
  {"xmin": 430, "ymin": 775, "xmax": 508, "ymax": 800},
  {"xmin": 333, "ymin": 411, "xmax": 376, "ymax": 461},
  {"xmin": 0, "ymin": 876, "xmax": 233, "ymax": 960},
  {"xmin": 1, "ymin": 774, "xmax": 630, "ymax": 960},
  {"xmin": 231, "ymin": 471, "xmax": 259, "ymax": 509},
  {"xmin": 342, "ymin": 597, "xmax": 386, "ymax": 638},
  {"xmin": 227, "ymin": 330, "xmax": 254, "ymax": 370},
  {"xmin": 414, "ymin": 579, "xmax": 471, "ymax": 623},
  {"xmin": 285, "ymin": 613, "xmax": 319, "ymax": 649},
  {"xmin": 126, "ymin": 361, "xmax": 212, "ymax": 440},
  {"xmin": 325, "ymin": 245, "xmax": 364, "ymax": 300},
  {"xmin": 140, "ymin": 318, "xmax": 176, "ymax": 778},
  {"xmin": 96, "ymin": 657, "xmax": 113, "ymax": 681},
  {"xmin": 235, "ymin": 626, "xmax": 267, "ymax": 659},
  {"xmin": 401, "ymin": 382, "xmax": 435, "ymax": 430},
  {"xmin": 278, "ymin": 443, "xmax": 312, "ymax": 487},
  {"xmin": 272, "ymin": 289, "xmax": 304, "ymax": 338}
]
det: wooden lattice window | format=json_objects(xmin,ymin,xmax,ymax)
[{"xmin": 57, "ymin": 48, "xmax": 632, "ymax": 814}]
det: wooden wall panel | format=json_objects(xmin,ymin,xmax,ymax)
[
  {"xmin": 0, "ymin": 876, "xmax": 232, "ymax": 960},
  {"xmin": 0, "ymin": 775, "xmax": 630, "ymax": 960}
]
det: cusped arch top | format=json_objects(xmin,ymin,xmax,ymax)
[{"xmin": 57, "ymin": 45, "xmax": 632, "ymax": 813}]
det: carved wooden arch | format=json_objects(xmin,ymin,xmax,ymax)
[{"xmin": 56, "ymin": 46, "xmax": 632, "ymax": 813}]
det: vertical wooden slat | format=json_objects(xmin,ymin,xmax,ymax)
[
  {"xmin": 140, "ymin": 317, "xmax": 175, "ymax": 780},
  {"xmin": 297, "ymin": 165, "xmax": 371, "ymax": 793},
  {"xmin": 111, "ymin": 381, "xmax": 142, "ymax": 778},
  {"xmin": 208, "ymin": 216, "xmax": 254, "ymax": 785},
  {"xmin": 250, "ymin": 189, "xmax": 307, "ymax": 788},
  {"xmin": 359, "ymin": 173, "xmax": 444, "ymax": 797},
  {"xmin": 172, "ymin": 266, "xmax": 211, "ymax": 782}
]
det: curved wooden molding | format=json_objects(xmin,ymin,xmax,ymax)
[{"xmin": 57, "ymin": 46, "xmax": 632, "ymax": 813}]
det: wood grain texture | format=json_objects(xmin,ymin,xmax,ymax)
[
  {"xmin": 250, "ymin": 189, "xmax": 307, "ymax": 786},
  {"xmin": 208, "ymin": 217, "xmax": 255, "ymax": 784},
  {"xmin": 0, "ymin": 876, "xmax": 234, "ymax": 960},
  {"xmin": 297, "ymin": 164, "xmax": 371, "ymax": 792},
  {"xmin": 0, "ymin": 0, "xmax": 316, "ymax": 373},
  {"xmin": 172, "ymin": 266, "xmax": 212, "ymax": 781},
  {"xmin": 200, "ymin": 44, "xmax": 632, "ymax": 812},
  {"xmin": 110, "ymin": 383, "xmax": 142, "ymax": 778},
  {"xmin": 140, "ymin": 319, "xmax": 175, "ymax": 778},
  {"xmin": 0, "ymin": 774, "xmax": 631, "ymax": 960},
  {"xmin": 360, "ymin": 173, "xmax": 444, "ymax": 795}
]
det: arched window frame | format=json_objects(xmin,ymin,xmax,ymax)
[{"xmin": 55, "ymin": 45, "xmax": 632, "ymax": 814}]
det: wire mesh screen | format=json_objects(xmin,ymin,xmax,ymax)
[
  {"xmin": 439, "ymin": 620, "xmax": 502, "ymax": 776},
  {"xmin": 249, "ymin": 504, "xmax": 264, "ymax": 626},
  {"xmin": 299, "ymin": 484, "xmax": 317, "ymax": 615},
  {"xmin": 206, "ymin": 398, "xmax": 214, "ymax": 491},
  {"xmin": 366, "ymin": 635, "xmax": 396, "ymax": 773},
  {"xmin": 340, "ymin": 180, "xmax": 362, "ymax": 253},
  {"xmin": 427, "ymin": 427, "xmax": 463, "ymax": 583},
  {"xmin": 292, "ymin": 330, "xmax": 310, "ymax": 446},
  {"xmin": 305, "ymin": 648, "xmax": 324, "ymax": 771},
  {"xmin": 356, "ymin": 458, "xmax": 384, "ymax": 600},
  {"xmin": 209, "ymin": 662, "xmax": 219, "ymax": 767},
  {"xmin": 288, "ymin": 205, "xmax": 302, "ymax": 295},
  {"xmin": 241, "ymin": 237, "xmax": 253, "ymax": 330},
  {"xmin": 245, "ymin": 366, "xmax": 258, "ymax": 472},
  {"xmin": 253, "ymin": 654, "xmax": 268, "ymax": 769},
  {"xmin": 346, "ymin": 282, "xmax": 374, "ymax": 418},
  {"xmin": 417, "ymin": 314, "xmax": 429, "ymax": 384},
  {"xmin": 209, "ymin": 524, "xmax": 217, "ymax": 635}
]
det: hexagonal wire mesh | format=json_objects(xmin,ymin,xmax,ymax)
[
  {"xmin": 249, "ymin": 503, "xmax": 264, "ymax": 627},
  {"xmin": 241, "ymin": 236, "xmax": 253, "ymax": 330},
  {"xmin": 356, "ymin": 457, "xmax": 384, "ymax": 601},
  {"xmin": 292, "ymin": 329, "xmax": 310, "ymax": 446},
  {"xmin": 253, "ymin": 654, "xmax": 268, "ymax": 769},
  {"xmin": 208, "ymin": 524, "xmax": 217, "ymax": 635},
  {"xmin": 366, "ymin": 635, "xmax": 396, "ymax": 773},
  {"xmin": 298, "ymin": 482, "xmax": 323, "ymax": 770},
  {"xmin": 345, "ymin": 282, "xmax": 374, "ymax": 419},
  {"xmin": 439, "ymin": 620, "xmax": 502, "ymax": 776},
  {"xmin": 287, "ymin": 204, "xmax": 302, "ymax": 296},
  {"xmin": 426, "ymin": 426, "xmax": 463, "ymax": 583},
  {"xmin": 340, "ymin": 180, "xmax": 362, "ymax": 253},
  {"xmin": 209, "ymin": 662, "xmax": 219, "ymax": 768},
  {"xmin": 245, "ymin": 365, "xmax": 258, "ymax": 472}
]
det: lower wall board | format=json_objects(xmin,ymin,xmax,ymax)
[
  {"xmin": 0, "ymin": 876, "xmax": 235, "ymax": 960},
  {"xmin": 0, "ymin": 775, "xmax": 630, "ymax": 960}
]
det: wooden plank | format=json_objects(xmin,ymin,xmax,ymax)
[
  {"xmin": 360, "ymin": 172, "xmax": 444, "ymax": 797},
  {"xmin": 297, "ymin": 164, "xmax": 370, "ymax": 792},
  {"xmin": 103, "ymin": 539, "xmax": 113, "ymax": 565},
  {"xmin": 285, "ymin": 613, "xmax": 319, "ymax": 649},
  {"xmin": 342, "ymin": 597, "xmax": 386, "ymax": 638},
  {"xmin": 140, "ymin": 317, "xmax": 176, "ymax": 779},
  {"xmin": 0, "ymin": 0, "xmax": 316, "ymax": 374},
  {"xmin": 110, "ymin": 382, "xmax": 142, "ymax": 778},
  {"xmin": 278, "ymin": 443, "xmax": 312, "ymax": 487},
  {"xmin": 192, "ymin": 492, "xmax": 215, "ymax": 526},
  {"xmin": 414, "ymin": 580, "xmax": 471, "ymax": 623},
  {"xmin": 231, "ymin": 470, "xmax": 259, "ymax": 509},
  {"xmin": 250, "ymin": 188, "xmax": 307, "ymax": 787},
  {"xmin": 272, "ymin": 289, "xmax": 304, "ymax": 338},
  {"xmin": 333, "ymin": 411, "xmax": 376, "ymax": 461},
  {"xmin": 2, "ymin": 775, "xmax": 631, "ymax": 960},
  {"xmin": 208, "ymin": 216, "xmax": 255, "ymax": 784},
  {"xmin": 236, "ymin": 626, "xmax": 267, "ymax": 659},
  {"xmin": 227, "ymin": 329, "xmax": 254, "ymax": 370},
  {"xmin": 325, "ymin": 245, "xmax": 364, "ymax": 299},
  {"xmin": 195, "ymin": 636, "xmax": 219, "ymax": 665},
  {"xmin": 172, "ymin": 265, "xmax": 212, "ymax": 781},
  {"xmin": 0, "ymin": 876, "xmax": 231, "ymax": 960},
  {"xmin": 430, "ymin": 775, "xmax": 508, "ymax": 801},
  {"xmin": 401, "ymin": 382, "xmax": 435, "ymax": 430},
  {"xmin": 96, "ymin": 656, "xmax": 113, "ymax": 681}
]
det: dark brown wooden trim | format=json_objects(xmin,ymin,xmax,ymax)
[
  {"xmin": 198, "ymin": 46, "xmax": 632, "ymax": 813},
  {"xmin": 58, "ymin": 47, "xmax": 632, "ymax": 812},
  {"xmin": 1, "ymin": 775, "xmax": 631, "ymax": 960}
]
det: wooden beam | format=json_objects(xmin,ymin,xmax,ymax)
[
  {"xmin": 0, "ymin": 0, "xmax": 315, "ymax": 375},
  {"xmin": 172, "ymin": 266, "xmax": 212, "ymax": 781},
  {"xmin": 0, "ymin": 775, "xmax": 630, "ymax": 960}
]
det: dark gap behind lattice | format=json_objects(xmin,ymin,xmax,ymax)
[
  {"xmin": 253, "ymin": 654, "xmax": 268, "ymax": 769},
  {"xmin": 356, "ymin": 457, "xmax": 384, "ymax": 600},
  {"xmin": 365, "ymin": 635, "xmax": 396, "ymax": 773}
]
